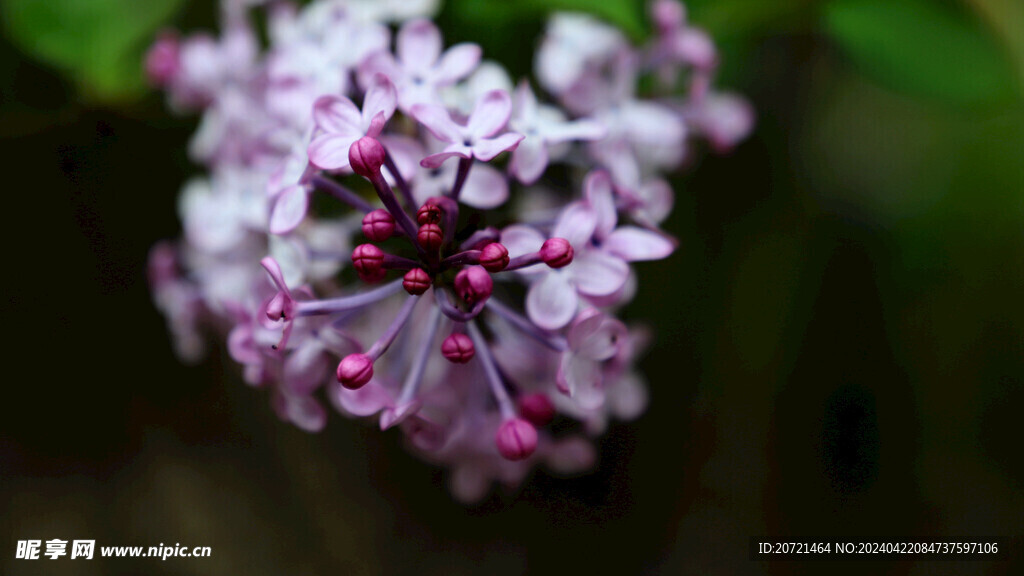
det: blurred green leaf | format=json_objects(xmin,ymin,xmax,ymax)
[
  {"xmin": 447, "ymin": 0, "xmax": 647, "ymax": 40},
  {"xmin": 824, "ymin": 0, "xmax": 1019, "ymax": 105},
  {"xmin": 1, "ymin": 0, "xmax": 185, "ymax": 102}
]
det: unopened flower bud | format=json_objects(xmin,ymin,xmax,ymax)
[
  {"xmin": 418, "ymin": 223, "xmax": 443, "ymax": 251},
  {"xmin": 362, "ymin": 209, "xmax": 395, "ymax": 242},
  {"xmin": 540, "ymin": 238, "xmax": 574, "ymax": 268},
  {"xmin": 403, "ymin": 268, "xmax": 431, "ymax": 295},
  {"xmin": 441, "ymin": 332, "xmax": 475, "ymax": 363},
  {"xmin": 337, "ymin": 353, "xmax": 374, "ymax": 389},
  {"xmin": 518, "ymin": 392, "xmax": 556, "ymax": 427},
  {"xmin": 352, "ymin": 244, "xmax": 385, "ymax": 280},
  {"xmin": 145, "ymin": 33, "xmax": 180, "ymax": 86},
  {"xmin": 349, "ymin": 136, "xmax": 386, "ymax": 178},
  {"xmin": 496, "ymin": 418, "xmax": 538, "ymax": 461},
  {"xmin": 479, "ymin": 243, "xmax": 509, "ymax": 272},
  {"xmin": 454, "ymin": 266, "xmax": 493, "ymax": 305},
  {"xmin": 416, "ymin": 203, "xmax": 442, "ymax": 225}
]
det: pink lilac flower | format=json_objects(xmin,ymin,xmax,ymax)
[{"xmin": 149, "ymin": 0, "xmax": 751, "ymax": 502}]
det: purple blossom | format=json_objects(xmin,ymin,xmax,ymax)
[
  {"xmin": 307, "ymin": 76, "xmax": 397, "ymax": 171},
  {"xmin": 412, "ymin": 89, "xmax": 524, "ymax": 169}
]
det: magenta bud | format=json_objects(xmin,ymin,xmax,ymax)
[
  {"xmin": 479, "ymin": 243, "xmax": 510, "ymax": 272},
  {"xmin": 441, "ymin": 332, "xmax": 475, "ymax": 364},
  {"xmin": 145, "ymin": 33, "xmax": 180, "ymax": 86},
  {"xmin": 403, "ymin": 268, "xmax": 431, "ymax": 295},
  {"xmin": 495, "ymin": 418, "xmax": 538, "ymax": 461},
  {"xmin": 349, "ymin": 136, "xmax": 386, "ymax": 178},
  {"xmin": 362, "ymin": 209, "xmax": 395, "ymax": 242},
  {"xmin": 416, "ymin": 203, "xmax": 442, "ymax": 225},
  {"xmin": 352, "ymin": 243, "xmax": 385, "ymax": 280},
  {"xmin": 454, "ymin": 266, "xmax": 493, "ymax": 305},
  {"xmin": 540, "ymin": 237, "xmax": 574, "ymax": 268},
  {"xmin": 417, "ymin": 223, "xmax": 443, "ymax": 251},
  {"xmin": 518, "ymin": 393, "xmax": 556, "ymax": 427},
  {"xmin": 652, "ymin": 0, "xmax": 686, "ymax": 32},
  {"xmin": 337, "ymin": 353, "xmax": 374, "ymax": 389}
]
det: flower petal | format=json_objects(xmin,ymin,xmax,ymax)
[
  {"xmin": 458, "ymin": 163, "xmax": 508, "ymax": 209},
  {"xmin": 269, "ymin": 185, "xmax": 308, "ymax": 235},
  {"xmin": 420, "ymin": 148, "xmax": 470, "ymax": 169},
  {"xmin": 307, "ymin": 134, "xmax": 358, "ymax": 170},
  {"xmin": 604, "ymin": 226, "xmax": 675, "ymax": 261},
  {"xmin": 410, "ymin": 103, "xmax": 462, "ymax": 143},
  {"xmin": 397, "ymin": 19, "xmax": 442, "ymax": 72},
  {"xmin": 557, "ymin": 354, "xmax": 604, "ymax": 410},
  {"xmin": 570, "ymin": 249, "xmax": 628, "ymax": 296},
  {"xmin": 312, "ymin": 95, "xmax": 362, "ymax": 135},
  {"xmin": 509, "ymin": 138, "xmax": 549, "ymax": 184},
  {"xmin": 584, "ymin": 170, "xmax": 617, "ymax": 239},
  {"xmin": 499, "ymin": 224, "xmax": 546, "ymax": 259},
  {"xmin": 361, "ymin": 75, "xmax": 397, "ymax": 128},
  {"xmin": 553, "ymin": 201, "xmax": 597, "ymax": 248},
  {"xmin": 526, "ymin": 270, "xmax": 578, "ymax": 330},
  {"xmin": 433, "ymin": 43, "xmax": 482, "ymax": 84},
  {"xmin": 283, "ymin": 341, "xmax": 328, "ymax": 395},
  {"xmin": 471, "ymin": 132, "xmax": 523, "ymax": 162},
  {"xmin": 333, "ymin": 380, "xmax": 392, "ymax": 417},
  {"xmin": 467, "ymin": 90, "xmax": 512, "ymax": 138}
]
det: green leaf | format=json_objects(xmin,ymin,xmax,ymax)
[
  {"xmin": 824, "ymin": 0, "xmax": 1019, "ymax": 105},
  {"xmin": 0, "ymin": 0, "xmax": 186, "ymax": 102}
]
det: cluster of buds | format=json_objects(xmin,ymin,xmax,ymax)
[{"xmin": 147, "ymin": 0, "xmax": 751, "ymax": 502}]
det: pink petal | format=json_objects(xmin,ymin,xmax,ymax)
[
  {"xmin": 499, "ymin": 225, "xmax": 546, "ymax": 259},
  {"xmin": 410, "ymin": 103, "xmax": 462, "ymax": 143},
  {"xmin": 260, "ymin": 256, "xmax": 290, "ymax": 295},
  {"xmin": 307, "ymin": 134, "xmax": 358, "ymax": 170},
  {"xmin": 361, "ymin": 75, "xmax": 397, "ymax": 128},
  {"xmin": 604, "ymin": 226, "xmax": 675, "ymax": 261},
  {"xmin": 584, "ymin": 171, "xmax": 617, "ymax": 239},
  {"xmin": 467, "ymin": 90, "xmax": 512, "ymax": 138},
  {"xmin": 286, "ymin": 395, "xmax": 327, "ymax": 433},
  {"xmin": 269, "ymin": 185, "xmax": 308, "ymax": 235},
  {"xmin": 576, "ymin": 315, "xmax": 625, "ymax": 361},
  {"xmin": 545, "ymin": 118, "xmax": 607, "ymax": 143},
  {"xmin": 607, "ymin": 372, "xmax": 648, "ymax": 420},
  {"xmin": 512, "ymin": 81, "xmax": 538, "ymax": 123},
  {"xmin": 553, "ymin": 201, "xmax": 597, "ymax": 248},
  {"xmin": 526, "ymin": 271, "xmax": 578, "ymax": 330},
  {"xmin": 312, "ymin": 95, "xmax": 362, "ymax": 135},
  {"xmin": 379, "ymin": 399, "xmax": 422, "ymax": 430},
  {"xmin": 544, "ymin": 436, "xmax": 597, "ymax": 475},
  {"xmin": 509, "ymin": 138, "xmax": 549, "ymax": 184},
  {"xmin": 420, "ymin": 148, "xmax": 470, "ymax": 169},
  {"xmin": 458, "ymin": 163, "xmax": 508, "ymax": 209},
  {"xmin": 570, "ymin": 249, "xmax": 628, "ymax": 296},
  {"xmin": 557, "ymin": 354, "xmax": 604, "ymax": 410},
  {"xmin": 333, "ymin": 380, "xmax": 392, "ymax": 417},
  {"xmin": 472, "ymin": 132, "xmax": 523, "ymax": 162},
  {"xmin": 434, "ymin": 43, "xmax": 482, "ymax": 85},
  {"xmin": 397, "ymin": 19, "xmax": 442, "ymax": 72},
  {"xmin": 283, "ymin": 342, "xmax": 328, "ymax": 395}
]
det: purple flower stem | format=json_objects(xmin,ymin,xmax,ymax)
[
  {"xmin": 311, "ymin": 175, "xmax": 375, "ymax": 214},
  {"xmin": 365, "ymin": 293, "xmax": 421, "ymax": 361},
  {"xmin": 448, "ymin": 157, "xmax": 473, "ymax": 203},
  {"xmin": 366, "ymin": 171, "xmax": 421, "ymax": 250},
  {"xmin": 440, "ymin": 250, "xmax": 481, "ymax": 270},
  {"xmin": 294, "ymin": 279, "xmax": 404, "ymax": 317},
  {"xmin": 486, "ymin": 298, "xmax": 568, "ymax": 352},
  {"xmin": 434, "ymin": 288, "xmax": 486, "ymax": 322},
  {"xmin": 397, "ymin": 303, "xmax": 443, "ymax": 406},
  {"xmin": 382, "ymin": 254, "xmax": 419, "ymax": 271},
  {"xmin": 461, "ymin": 227, "xmax": 501, "ymax": 251},
  {"xmin": 467, "ymin": 320, "xmax": 516, "ymax": 420},
  {"xmin": 384, "ymin": 150, "xmax": 417, "ymax": 211},
  {"xmin": 503, "ymin": 252, "xmax": 544, "ymax": 272}
]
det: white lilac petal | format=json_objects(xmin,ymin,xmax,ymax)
[
  {"xmin": 434, "ymin": 43, "xmax": 483, "ymax": 84},
  {"xmin": 307, "ymin": 133, "xmax": 359, "ymax": 170},
  {"xmin": 457, "ymin": 163, "xmax": 508, "ymax": 209},
  {"xmin": 467, "ymin": 90, "xmax": 512, "ymax": 138},
  {"xmin": 509, "ymin": 138, "xmax": 549, "ymax": 184},
  {"xmin": 283, "ymin": 340, "xmax": 329, "ymax": 395},
  {"xmin": 397, "ymin": 19, "xmax": 442, "ymax": 71},
  {"xmin": 361, "ymin": 76, "xmax": 398, "ymax": 126},
  {"xmin": 334, "ymin": 380, "xmax": 392, "ymax": 417},
  {"xmin": 526, "ymin": 270, "xmax": 578, "ymax": 330},
  {"xmin": 583, "ymin": 171, "xmax": 617, "ymax": 239},
  {"xmin": 471, "ymin": 132, "xmax": 523, "ymax": 162},
  {"xmin": 543, "ymin": 117, "xmax": 607, "ymax": 143},
  {"xmin": 420, "ymin": 148, "xmax": 471, "ymax": 169},
  {"xmin": 268, "ymin": 184, "xmax": 308, "ymax": 235},
  {"xmin": 553, "ymin": 201, "xmax": 597, "ymax": 248},
  {"xmin": 570, "ymin": 249, "xmax": 629, "ymax": 297},
  {"xmin": 604, "ymin": 226, "xmax": 676, "ymax": 261},
  {"xmin": 557, "ymin": 354, "xmax": 604, "ymax": 411},
  {"xmin": 312, "ymin": 95, "xmax": 362, "ymax": 135},
  {"xmin": 498, "ymin": 224, "xmax": 545, "ymax": 259},
  {"xmin": 410, "ymin": 103, "xmax": 462, "ymax": 143},
  {"xmin": 576, "ymin": 314, "xmax": 626, "ymax": 361}
]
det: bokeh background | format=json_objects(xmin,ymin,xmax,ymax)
[{"xmin": 1, "ymin": 0, "xmax": 1022, "ymax": 574}]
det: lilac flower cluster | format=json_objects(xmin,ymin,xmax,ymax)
[{"xmin": 148, "ymin": 0, "xmax": 751, "ymax": 502}]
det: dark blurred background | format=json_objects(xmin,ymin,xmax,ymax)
[{"xmin": 1, "ymin": 0, "xmax": 1021, "ymax": 574}]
